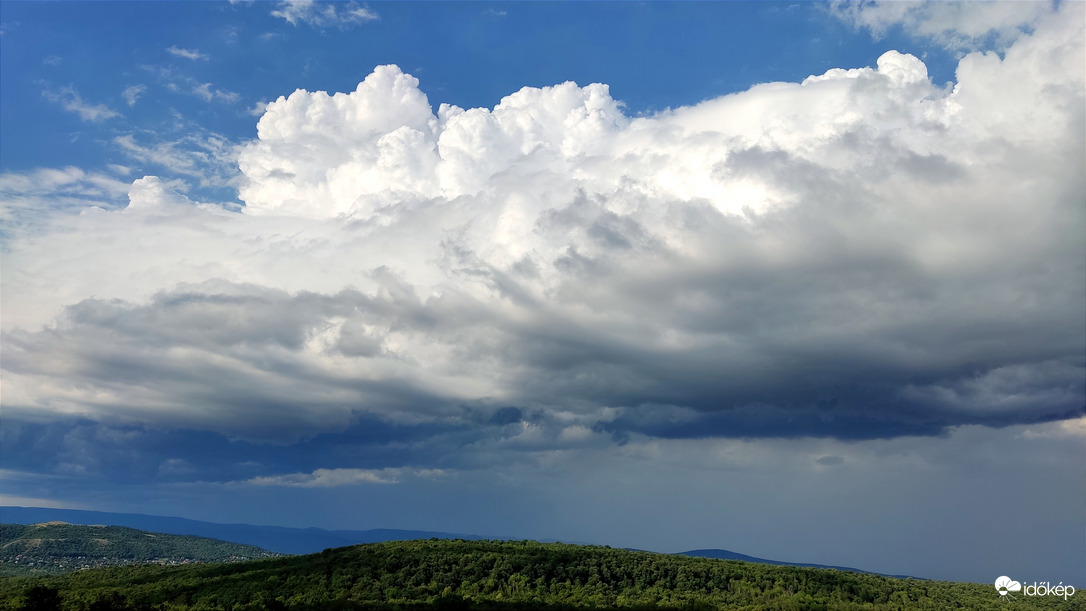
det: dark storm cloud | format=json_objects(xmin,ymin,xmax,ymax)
[
  {"xmin": 0, "ymin": 410, "xmax": 553, "ymax": 490},
  {"xmin": 4, "ymin": 222, "xmax": 1082, "ymax": 449}
]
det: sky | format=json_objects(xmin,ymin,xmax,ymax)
[{"xmin": 0, "ymin": 0, "xmax": 1083, "ymax": 586}]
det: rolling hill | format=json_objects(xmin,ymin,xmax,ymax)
[
  {"xmin": 0, "ymin": 507, "xmax": 483, "ymax": 555},
  {"xmin": 1, "ymin": 507, "xmax": 905, "ymax": 578},
  {"xmin": 0, "ymin": 522, "xmax": 279, "ymax": 577}
]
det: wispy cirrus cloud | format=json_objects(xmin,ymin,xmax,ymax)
[
  {"xmin": 193, "ymin": 82, "xmax": 240, "ymax": 104},
  {"xmin": 0, "ymin": 166, "xmax": 129, "ymax": 200},
  {"xmin": 829, "ymin": 0, "xmax": 1053, "ymax": 51},
  {"xmin": 140, "ymin": 65, "xmax": 239, "ymax": 106},
  {"xmin": 122, "ymin": 85, "xmax": 147, "ymax": 106},
  {"xmin": 41, "ymin": 85, "xmax": 118, "ymax": 122},
  {"xmin": 0, "ymin": 166, "xmax": 130, "ymax": 242},
  {"xmin": 271, "ymin": 0, "xmax": 377, "ymax": 29},
  {"xmin": 166, "ymin": 45, "xmax": 209, "ymax": 61},
  {"xmin": 113, "ymin": 130, "xmax": 240, "ymax": 189}
]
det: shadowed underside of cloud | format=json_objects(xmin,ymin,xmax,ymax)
[{"xmin": 1, "ymin": 3, "xmax": 1083, "ymax": 459}]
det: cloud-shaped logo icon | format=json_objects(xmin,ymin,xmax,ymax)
[{"xmin": 995, "ymin": 576, "xmax": 1022, "ymax": 597}]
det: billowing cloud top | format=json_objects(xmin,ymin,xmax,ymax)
[
  {"xmin": 238, "ymin": 65, "xmax": 625, "ymax": 217},
  {"xmin": 2, "ymin": 3, "xmax": 1083, "ymax": 454}
]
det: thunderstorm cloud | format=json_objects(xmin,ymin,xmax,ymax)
[{"xmin": 2, "ymin": 3, "xmax": 1083, "ymax": 460}]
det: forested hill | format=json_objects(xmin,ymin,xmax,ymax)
[
  {"xmin": 0, "ymin": 522, "xmax": 279, "ymax": 576},
  {"xmin": 2, "ymin": 539, "xmax": 1080, "ymax": 611}
]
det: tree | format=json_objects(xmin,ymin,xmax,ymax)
[{"xmin": 19, "ymin": 586, "xmax": 61, "ymax": 611}]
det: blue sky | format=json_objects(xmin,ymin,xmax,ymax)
[{"xmin": 1, "ymin": 0, "xmax": 1084, "ymax": 586}]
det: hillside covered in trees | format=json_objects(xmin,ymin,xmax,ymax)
[
  {"xmin": 2, "ymin": 539, "xmax": 1080, "ymax": 611},
  {"xmin": 0, "ymin": 523, "xmax": 279, "ymax": 577}
]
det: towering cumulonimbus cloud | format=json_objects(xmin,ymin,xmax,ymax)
[
  {"xmin": 237, "ymin": 65, "xmax": 630, "ymax": 217},
  {"xmin": 238, "ymin": 52, "xmax": 944, "ymax": 221},
  {"xmin": 1, "ymin": 1, "xmax": 1083, "ymax": 446}
]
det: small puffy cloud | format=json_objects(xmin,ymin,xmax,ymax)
[
  {"xmin": 271, "ymin": 0, "xmax": 378, "ymax": 28},
  {"xmin": 41, "ymin": 86, "xmax": 118, "ymax": 122},
  {"xmin": 122, "ymin": 85, "xmax": 147, "ymax": 106},
  {"xmin": 166, "ymin": 45, "xmax": 208, "ymax": 61}
]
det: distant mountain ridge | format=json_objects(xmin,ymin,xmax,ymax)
[
  {"xmin": 0, "ymin": 506, "xmax": 484, "ymax": 555},
  {"xmin": 1, "ymin": 506, "xmax": 915, "ymax": 579},
  {"xmin": 678, "ymin": 548, "xmax": 920, "ymax": 580}
]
